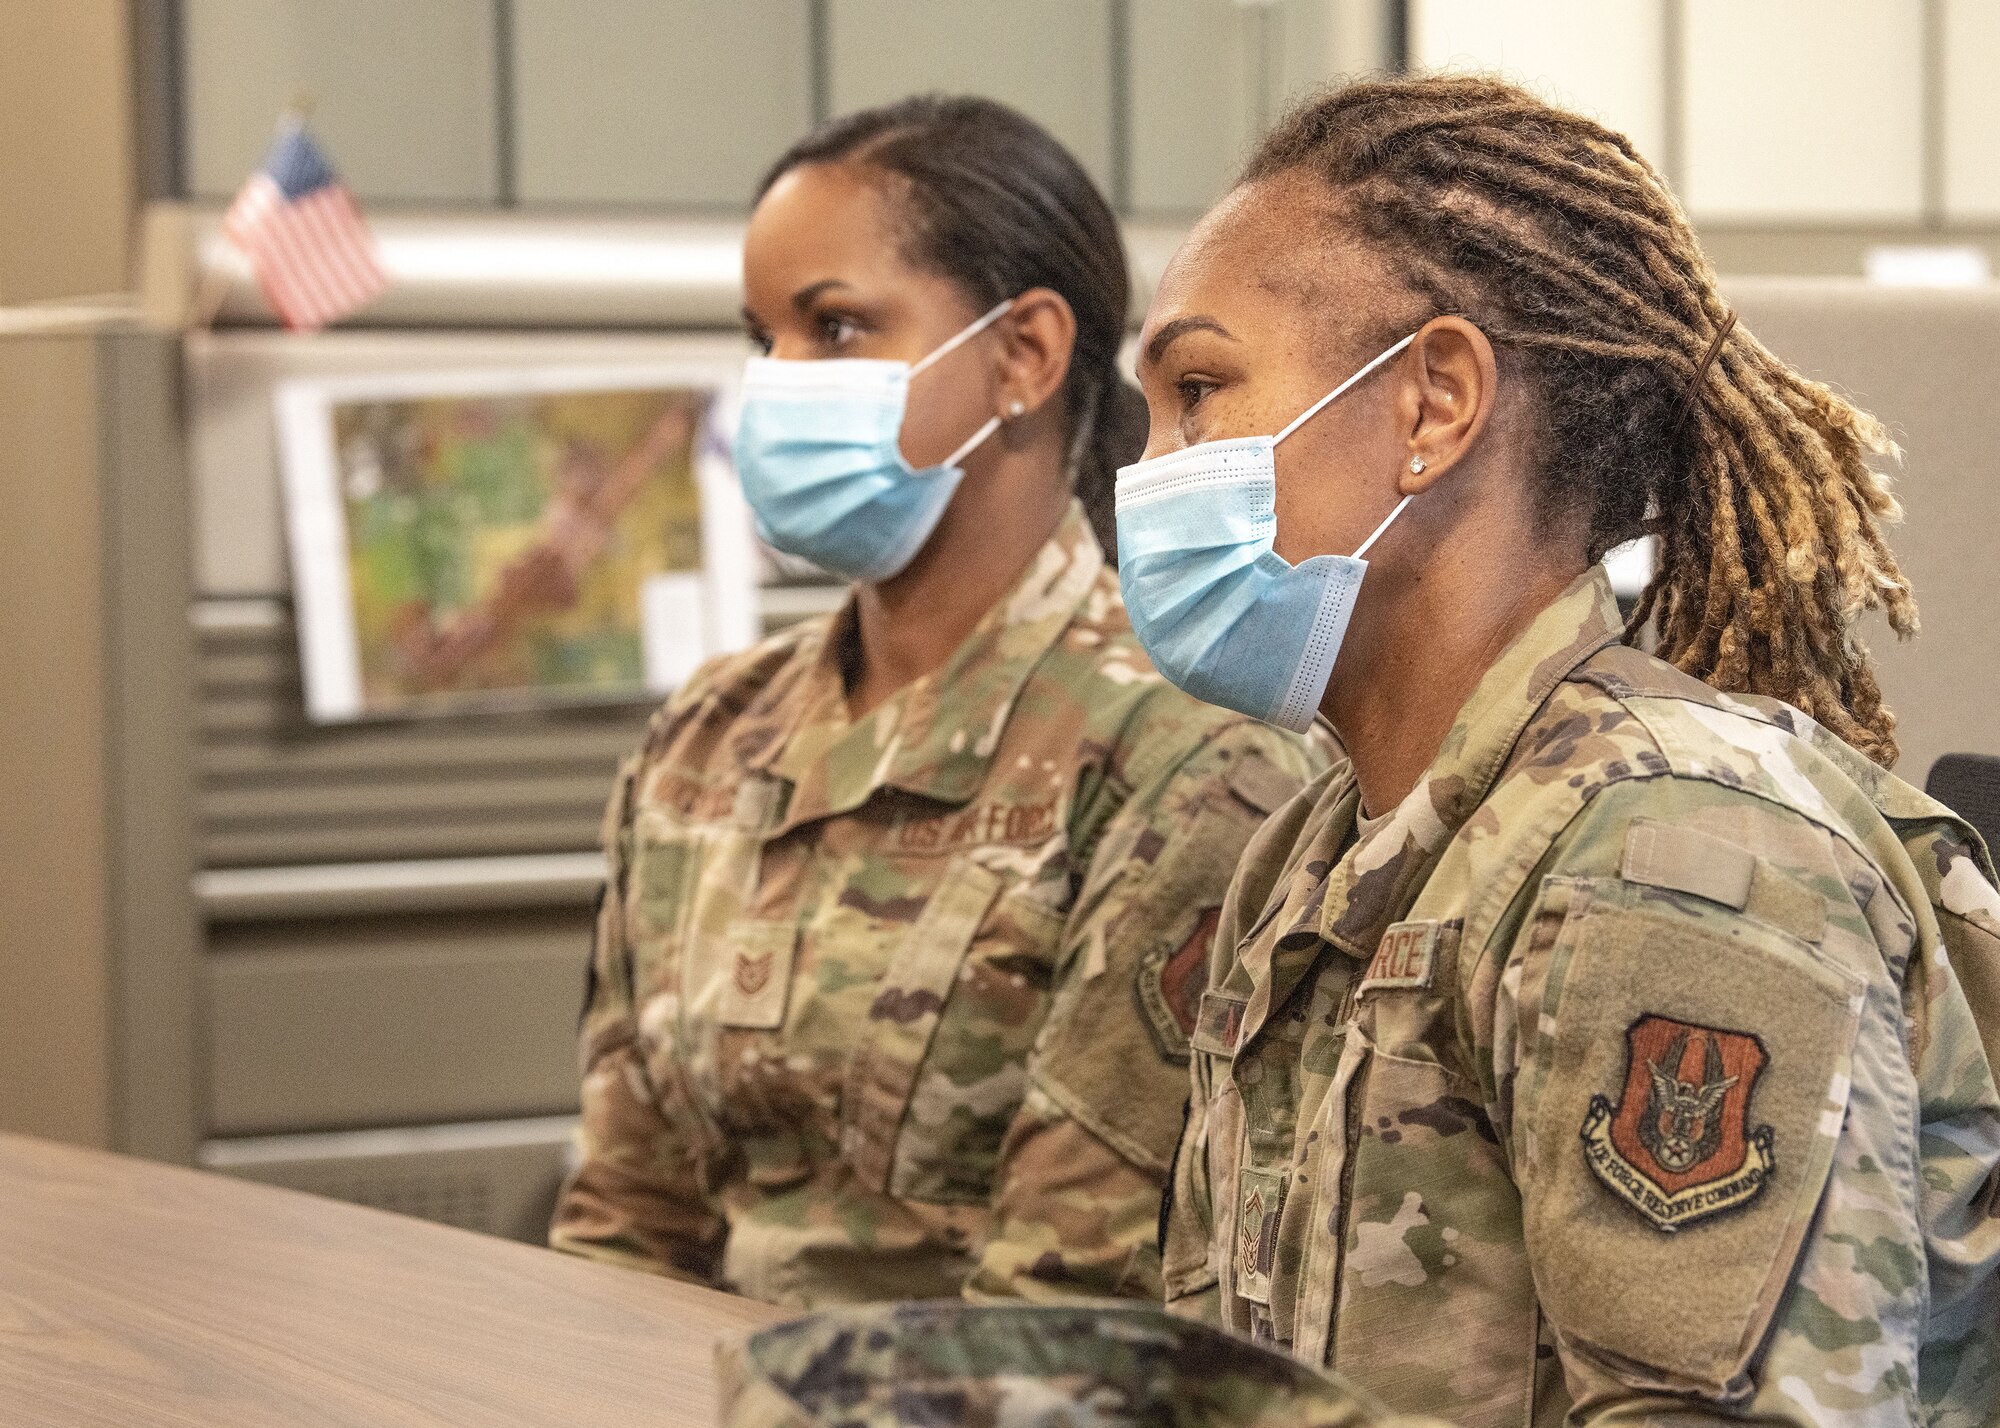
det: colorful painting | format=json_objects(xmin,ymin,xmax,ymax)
[{"xmin": 275, "ymin": 365, "xmax": 755, "ymax": 721}]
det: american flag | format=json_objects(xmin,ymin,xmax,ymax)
[{"xmin": 221, "ymin": 122, "xmax": 387, "ymax": 332}]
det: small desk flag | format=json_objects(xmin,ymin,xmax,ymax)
[{"xmin": 221, "ymin": 121, "xmax": 387, "ymax": 332}]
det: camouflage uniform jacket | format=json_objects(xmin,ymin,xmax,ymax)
[
  {"xmin": 1164, "ymin": 567, "xmax": 2000, "ymax": 1427},
  {"xmin": 718, "ymin": 1300, "xmax": 1452, "ymax": 1428},
  {"xmin": 552, "ymin": 503, "xmax": 1322, "ymax": 1307}
]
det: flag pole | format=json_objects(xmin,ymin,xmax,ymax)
[{"xmin": 190, "ymin": 249, "xmax": 232, "ymax": 331}]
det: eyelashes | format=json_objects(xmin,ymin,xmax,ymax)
[{"xmin": 1176, "ymin": 378, "xmax": 1218, "ymax": 411}]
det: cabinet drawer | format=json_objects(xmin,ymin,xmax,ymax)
[{"xmin": 205, "ymin": 907, "xmax": 589, "ymax": 1134}]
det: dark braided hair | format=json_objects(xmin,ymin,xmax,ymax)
[
  {"xmin": 761, "ymin": 95, "xmax": 1143, "ymax": 562},
  {"xmin": 1244, "ymin": 75, "xmax": 1917, "ymax": 764}
]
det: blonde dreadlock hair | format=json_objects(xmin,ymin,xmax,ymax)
[{"xmin": 1244, "ymin": 75, "xmax": 1917, "ymax": 764}]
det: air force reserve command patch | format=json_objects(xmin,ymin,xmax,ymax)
[{"xmin": 1581, "ymin": 1015, "xmax": 1774, "ymax": 1232}]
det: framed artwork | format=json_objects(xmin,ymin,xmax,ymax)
[{"xmin": 274, "ymin": 364, "xmax": 755, "ymax": 721}]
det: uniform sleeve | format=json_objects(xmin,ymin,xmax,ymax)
[
  {"xmin": 548, "ymin": 754, "xmax": 727, "ymax": 1281},
  {"xmin": 1903, "ymin": 827, "xmax": 2000, "ymax": 1413},
  {"xmin": 963, "ymin": 719, "xmax": 1323, "ymax": 1301},
  {"xmin": 1489, "ymin": 778, "xmax": 1928, "ymax": 1424}
]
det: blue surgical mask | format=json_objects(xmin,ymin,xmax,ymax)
[
  {"xmin": 733, "ymin": 299, "xmax": 1013, "ymax": 582},
  {"xmin": 1114, "ymin": 334, "xmax": 1417, "ymax": 733}
]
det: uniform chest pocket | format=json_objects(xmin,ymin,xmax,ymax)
[
  {"xmin": 629, "ymin": 819, "xmax": 706, "ymax": 1003},
  {"xmin": 842, "ymin": 859, "xmax": 1056, "ymax": 1204}
]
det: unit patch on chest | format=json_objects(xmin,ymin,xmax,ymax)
[{"xmin": 1581, "ymin": 1014, "xmax": 1775, "ymax": 1232}]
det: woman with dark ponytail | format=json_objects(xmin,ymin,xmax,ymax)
[
  {"xmin": 1133, "ymin": 74, "xmax": 2000, "ymax": 1423},
  {"xmin": 551, "ymin": 96, "xmax": 1323, "ymax": 1307}
]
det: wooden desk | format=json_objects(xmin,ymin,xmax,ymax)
[{"xmin": 0, "ymin": 1134, "xmax": 785, "ymax": 1426}]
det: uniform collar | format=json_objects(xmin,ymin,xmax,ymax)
[
  {"xmin": 1241, "ymin": 568, "xmax": 1625, "ymax": 1046},
  {"xmin": 747, "ymin": 502, "xmax": 1106, "ymax": 834}
]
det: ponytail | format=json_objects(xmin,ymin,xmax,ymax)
[{"xmin": 1074, "ymin": 378, "xmax": 1149, "ymax": 564}]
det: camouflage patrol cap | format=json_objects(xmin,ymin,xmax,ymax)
[{"xmin": 715, "ymin": 1300, "xmax": 1450, "ymax": 1428}]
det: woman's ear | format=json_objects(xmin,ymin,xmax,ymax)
[
  {"xmin": 994, "ymin": 287, "xmax": 1076, "ymax": 420},
  {"xmin": 1398, "ymin": 316, "xmax": 1497, "ymax": 495}
]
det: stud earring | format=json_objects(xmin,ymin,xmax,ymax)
[
  {"xmin": 1008, "ymin": 399, "xmax": 1027, "ymax": 418},
  {"xmin": 1409, "ymin": 457, "xmax": 1427, "ymax": 474}
]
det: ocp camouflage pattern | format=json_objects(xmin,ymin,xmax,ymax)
[
  {"xmin": 550, "ymin": 502, "xmax": 1323, "ymax": 1306},
  {"xmin": 1165, "ymin": 567, "xmax": 2000, "ymax": 1426},
  {"xmin": 717, "ymin": 1299, "xmax": 1452, "ymax": 1427}
]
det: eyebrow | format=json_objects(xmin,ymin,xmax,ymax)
[
  {"xmin": 1142, "ymin": 315, "xmax": 1238, "ymax": 369},
  {"xmin": 790, "ymin": 278, "xmax": 853, "ymax": 311}
]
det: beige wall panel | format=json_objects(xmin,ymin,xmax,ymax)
[
  {"xmin": 1311, "ymin": 0, "xmax": 1401, "ymax": 85},
  {"xmin": 1943, "ymin": 0, "xmax": 2000, "ymax": 219},
  {"xmin": 514, "ymin": 1, "xmax": 814, "ymax": 208},
  {"xmin": 1276, "ymin": 0, "xmax": 1399, "ymax": 96},
  {"xmin": 1410, "ymin": 0, "xmax": 1666, "ymax": 159},
  {"xmin": 0, "ymin": 337, "xmax": 111, "ymax": 1147},
  {"xmin": 827, "ymin": 0, "xmax": 1114, "ymax": 189},
  {"xmin": 0, "ymin": 0, "xmax": 133, "ymax": 302},
  {"xmin": 182, "ymin": 0, "xmax": 499, "ymax": 202},
  {"xmin": 1682, "ymin": 0, "xmax": 1923, "ymax": 222}
]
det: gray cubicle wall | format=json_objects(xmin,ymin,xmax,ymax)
[
  {"xmin": 173, "ymin": 0, "xmax": 1396, "ymax": 216},
  {"xmin": 1725, "ymin": 279, "xmax": 2000, "ymax": 783}
]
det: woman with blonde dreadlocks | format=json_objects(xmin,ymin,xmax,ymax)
[{"xmin": 1127, "ymin": 75, "xmax": 2000, "ymax": 1424}]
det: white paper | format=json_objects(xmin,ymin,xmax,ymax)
[{"xmin": 641, "ymin": 572, "xmax": 707, "ymax": 692}]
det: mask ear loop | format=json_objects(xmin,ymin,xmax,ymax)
[
  {"xmin": 941, "ymin": 415, "xmax": 1003, "ymax": 469},
  {"xmin": 1267, "ymin": 331, "xmax": 1422, "ymax": 559},
  {"xmin": 1273, "ymin": 332, "xmax": 1417, "ymax": 447},
  {"xmin": 909, "ymin": 298, "xmax": 1016, "ymax": 378},
  {"xmin": 1351, "ymin": 493, "xmax": 1415, "ymax": 559},
  {"xmin": 908, "ymin": 297, "xmax": 1015, "ymax": 472}
]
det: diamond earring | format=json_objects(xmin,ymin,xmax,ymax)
[
  {"xmin": 1409, "ymin": 457, "xmax": 1427, "ymax": 474},
  {"xmin": 1008, "ymin": 399, "xmax": 1027, "ymax": 418}
]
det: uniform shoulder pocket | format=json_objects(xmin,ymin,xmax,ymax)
[
  {"xmin": 1040, "ymin": 789, "xmax": 1264, "ymax": 1176},
  {"xmin": 1522, "ymin": 875, "xmax": 1866, "ymax": 1397}
]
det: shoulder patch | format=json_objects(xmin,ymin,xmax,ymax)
[
  {"xmin": 1581, "ymin": 1015, "xmax": 1774, "ymax": 1232},
  {"xmin": 1137, "ymin": 906, "xmax": 1223, "ymax": 1060}
]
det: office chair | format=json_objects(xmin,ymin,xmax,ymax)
[{"xmin": 1926, "ymin": 753, "xmax": 2000, "ymax": 859}]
